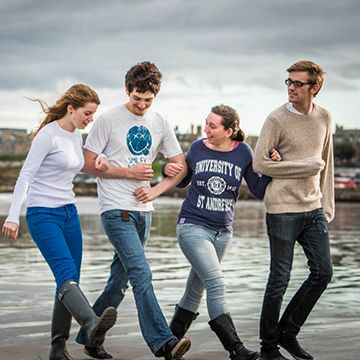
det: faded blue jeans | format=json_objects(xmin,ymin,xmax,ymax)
[
  {"xmin": 176, "ymin": 223, "xmax": 232, "ymax": 320},
  {"xmin": 76, "ymin": 209, "xmax": 176, "ymax": 354},
  {"xmin": 260, "ymin": 208, "xmax": 333, "ymax": 353},
  {"xmin": 26, "ymin": 204, "xmax": 82, "ymax": 293}
]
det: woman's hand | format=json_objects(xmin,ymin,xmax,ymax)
[
  {"xmin": 269, "ymin": 148, "xmax": 282, "ymax": 162},
  {"xmin": 95, "ymin": 156, "xmax": 110, "ymax": 172},
  {"xmin": 2, "ymin": 221, "xmax": 19, "ymax": 240},
  {"xmin": 134, "ymin": 186, "xmax": 158, "ymax": 203},
  {"xmin": 165, "ymin": 163, "xmax": 184, "ymax": 177}
]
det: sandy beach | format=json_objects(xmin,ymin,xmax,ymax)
[
  {"xmin": 0, "ymin": 277, "xmax": 358, "ymax": 360},
  {"xmin": 1, "ymin": 197, "xmax": 359, "ymax": 360},
  {"xmin": 1, "ymin": 274, "xmax": 358, "ymax": 360}
]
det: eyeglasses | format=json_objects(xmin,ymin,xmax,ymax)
[{"xmin": 285, "ymin": 78, "xmax": 315, "ymax": 88}]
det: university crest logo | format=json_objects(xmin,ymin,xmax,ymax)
[{"xmin": 207, "ymin": 176, "xmax": 226, "ymax": 195}]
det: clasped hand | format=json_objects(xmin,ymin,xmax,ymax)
[
  {"xmin": 269, "ymin": 148, "xmax": 282, "ymax": 161},
  {"xmin": 164, "ymin": 163, "xmax": 184, "ymax": 177},
  {"xmin": 128, "ymin": 163, "xmax": 154, "ymax": 181},
  {"xmin": 94, "ymin": 156, "xmax": 110, "ymax": 172}
]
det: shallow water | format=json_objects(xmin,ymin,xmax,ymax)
[
  {"xmin": 1, "ymin": 196, "xmax": 359, "ymax": 314},
  {"xmin": 0, "ymin": 196, "xmax": 359, "ymax": 356}
]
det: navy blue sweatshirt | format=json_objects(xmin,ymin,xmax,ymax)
[{"xmin": 176, "ymin": 139, "xmax": 271, "ymax": 232}]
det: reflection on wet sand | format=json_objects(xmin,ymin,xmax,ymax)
[{"xmin": 0, "ymin": 197, "xmax": 359, "ymax": 359}]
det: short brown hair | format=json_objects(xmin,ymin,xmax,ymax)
[
  {"xmin": 287, "ymin": 60, "xmax": 325, "ymax": 96},
  {"xmin": 125, "ymin": 61, "xmax": 162, "ymax": 95}
]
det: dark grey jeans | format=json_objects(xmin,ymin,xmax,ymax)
[{"xmin": 260, "ymin": 208, "xmax": 333, "ymax": 353}]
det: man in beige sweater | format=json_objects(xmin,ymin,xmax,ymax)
[{"xmin": 253, "ymin": 60, "xmax": 334, "ymax": 360}]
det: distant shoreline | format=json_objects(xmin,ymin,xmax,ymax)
[
  {"xmin": 74, "ymin": 184, "xmax": 360, "ymax": 202},
  {"xmin": 1, "ymin": 159, "xmax": 360, "ymax": 201},
  {"xmin": 1, "ymin": 183, "xmax": 359, "ymax": 201}
]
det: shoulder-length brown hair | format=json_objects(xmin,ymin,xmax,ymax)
[{"xmin": 30, "ymin": 84, "xmax": 100, "ymax": 139}]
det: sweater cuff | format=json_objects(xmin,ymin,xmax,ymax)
[{"xmin": 161, "ymin": 162, "xmax": 168, "ymax": 178}]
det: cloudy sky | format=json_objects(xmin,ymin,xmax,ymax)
[{"xmin": 0, "ymin": 0, "xmax": 359, "ymax": 136}]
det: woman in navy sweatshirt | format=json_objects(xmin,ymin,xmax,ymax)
[{"xmin": 163, "ymin": 104, "xmax": 279, "ymax": 360}]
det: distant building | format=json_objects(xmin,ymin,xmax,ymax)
[
  {"xmin": 333, "ymin": 125, "xmax": 360, "ymax": 166},
  {"xmin": 174, "ymin": 125, "xmax": 260, "ymax": 153},
  {"xmin": 1, "ymin": 124, "xmax": 359, "ymax": 167},
  {"xmin": 0, "ymin": 128, "xmax": 30, "ymax": 156},
  {"xmin": 244, "ymin": 135, "xmax": 258, "ymax": 151},
  {"xmin": 175, "ymin": 124, "xmax": 202, "ymax": 153},
  {"xmin": 239, "ymin": 127, "xmax": 360, "ymax": 167}
]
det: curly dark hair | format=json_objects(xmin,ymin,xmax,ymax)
[{"xmin": 125, "ymin": 61, "xmax": 162, "ymax": 95}]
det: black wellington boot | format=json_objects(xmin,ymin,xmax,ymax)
[
  {"xmin": 49, "ymin": 299, "xmax": 73, "ymax": 360},
  {"xmin": 59, "ymin": 280, "xmax": 117, "ymax": 348},
  {"xmin": 209, "ymin": 313, "xmax": 259, "ymax": 360},
  {"xmin": 170, "ymin": 305, "xmax": 199, "ymax": 339}
]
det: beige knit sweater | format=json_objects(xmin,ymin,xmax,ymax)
[{"xmin": 253, "ymin": 103, "xmax": 334, "ymax": 222}]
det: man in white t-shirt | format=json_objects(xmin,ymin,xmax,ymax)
[{"xmin": 76, "ymin": 61, "xmax": 189, "ymax": 360}]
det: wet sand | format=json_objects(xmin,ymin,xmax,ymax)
[
  {"xmin": 1, "ymin": 197, "xmax": 359, "ymax": 359},
  {"xmin": 1, "ymin": 288, "xmax": 358, "ymax": 360},
  {"xmin": 0, "ymin": 262, "xmax": 358, "ymax": 360}
]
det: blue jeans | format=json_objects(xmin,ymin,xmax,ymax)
[
  {"xmin": 26, "ymin": 205, "xmax": 82, "ymax": 292},
  {"xmin": 76, "ymin": 209, "xmax": 176, "ymax": 353},
  {"xmin": 260, "ymin": 208, "xmax": 333, "ymax": 353},
  {"xmin": 176, "ymin": 223, "xmax": 232, "ymax": 320}
]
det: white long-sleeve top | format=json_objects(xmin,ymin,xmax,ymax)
[{"xmin": 6, "ymin": 121, "xmax": 84, "ymax": 224}]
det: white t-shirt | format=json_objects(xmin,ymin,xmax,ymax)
[
  {"xmin": 84, "ymin": 104, "xmax": 182, "ymax": 213},
  {"xmin": 6, "ymin": 121, "xmax": 84, "ymax": 224}
]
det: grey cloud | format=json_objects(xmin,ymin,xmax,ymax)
[{"xmin": 0, "ymin": 0, "xmax": 359, "ymax": 91}]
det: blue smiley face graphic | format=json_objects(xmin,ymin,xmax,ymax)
[{"xmin": 126, "ymin": 126, "xmax": 152, "ymax": 156}]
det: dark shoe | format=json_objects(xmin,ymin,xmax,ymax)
[
  {"xmin": 231, "ymin": 344, "xmax": 259, "ymax": 360},
  {"xmin": 84, "ymin": 345, "xmax": 113, "ymax": 359},
  {"xmin": 155, "ymin": 337, "xmax": 191, "ymax": 360},
  {"xmin": 278, "ymin": 335, "xmax": 313, "ymax": 360},
  {"xmin": 170, "ymin": 305, "xmax": 199, "ymax": 339},
  {"xmin": 259, "ymin": 349, "xmax": 290, "ymax": 360}
]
